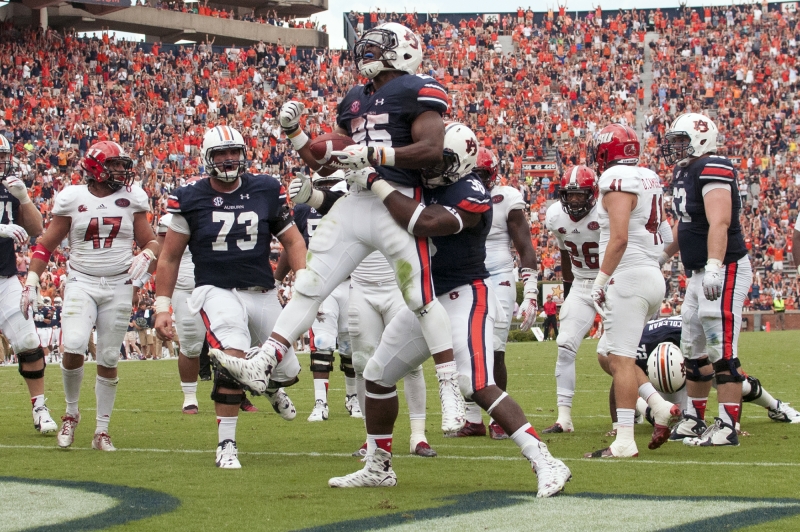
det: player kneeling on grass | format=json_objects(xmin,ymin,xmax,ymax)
[
  {"xmin": 154, "ymin": 126, "xmax": 306, "ymax": 469},
  {"xmin": 327, "ymin": 124, "xmax": 571, "ymax": 498}
]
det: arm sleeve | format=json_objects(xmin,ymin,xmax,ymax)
[
  {"xmin": 168, "ymin": 213, "xmax": 191, "ymax": 235},
  {"xmin": 157, "ymin": 213, "xmax": 173, "ymax": 236},
  {"xmin": 268, "ymin": 203, "xmax": 295, "ymax": 237},
  {"xmin": 317, "ymin": 189, "xmax": 345, "ymax": 215}
]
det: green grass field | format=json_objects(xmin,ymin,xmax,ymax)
[{"xmin": 1, "ymin": 331, "xmax": 799, "ymax": 531}]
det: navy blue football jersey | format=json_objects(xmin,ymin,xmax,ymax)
[
  {"xmin": 34, "ymin": 306, "xmax": 53, "ymax": 328},
  {"xmin": 337, "ymin": 74, "xmax": 449, "ymax": 188},
  {"xmin": 167, "ymin": 174, "xmax": 294, "ymax": 289},
  {"xmin": 671, "ymin": 156, "xmax": 747, "ymax": 270},
  {"xmin": 292, "ymin": 203, "xmax": 324, "ymax": 247},
  {"xmin": 423, "ymin": 175, "xmax": 492, "ymax": 295},
  {"xmin": 635, "ymin": 317, "xmax": 682, "ymax": 374},
  {"xmin": 51, "ymin": 307, "xmax": 62, "ymax": 328},
  {"xmin": 0, "ymin": 184, "xmax": 21, "ymax": 277}
]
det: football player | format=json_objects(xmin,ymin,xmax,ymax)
[
  {"xmin": 453, "ymin": 147, "xmax": 539, "ymax": 440},
  {"xmin": 212, "ymin": 24, "xmax": 464, "ymax": 434},
  {"xmin": 288, "ymin": 173, "xmax": 437, "ymax": 456},
  {"xmin": 154, "ymin": 126, "xmax": 306, "ymax": 468},
  {"xmin": 34, "ymin": 296, "xmax": 54, "ymax": 362},
  {"xmin": 328, "ymin": 124, "xmax": 571, "ymax": 498},
  {"xmin": 542, "ymin": 165, "xmax": 601, "ymax": 434},
  {"xmin": 50, "ymin": 296, "xmax": 63, "ymax": 363},
  {"xmin": 0, "ymin": 137, "xmax": 57, "ymax": 435},
  {"xmin": 660, "ymin": 113, "xmax": 753, "ymax": 446},
  {"xmin": 21, "ymin": 140, "xmax": 159, "ymax": 451},
  {"xmin": 585, "ymin": 124, "xmax": 679, "ymax": 458},
  {"xmin": 286, "ymin": 171, "xmax": 359, "ymax": 422}
]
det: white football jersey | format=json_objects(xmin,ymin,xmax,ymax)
[
  {"xmin": 157, "ymin": 213, "xmax": 195, "ymax": 291},
  {"xmin": 485, "ymin": 186, "xmax": 527, "ymax": 275},
  {"xmin": 52, "ymin": 184, "xmax": 150, "ymax": 277},
  {"xmin": 351, "ymin": 250, "xmax": 395, "ymax": 285},
  {"xmin": 545, "ymin": 202, "xmax": 601, "ymax": 282},
  {"xmin": 597, "ymin": 165, "xmax": 664, "ymax": 272}
]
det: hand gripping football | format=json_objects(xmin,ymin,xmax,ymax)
[{"xmin": 308, "ymin": 133, "xmax": 355, "ymax": 170}]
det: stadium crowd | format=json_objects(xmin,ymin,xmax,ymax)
[{"xmin": 0, "ymin": 1, "xmax": 798, "ymax": 365}]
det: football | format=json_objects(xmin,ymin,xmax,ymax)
[
  {"xmin": 308, "ymin": 132, "xmax": 355, "ymax": 169},
  {"xmin": 647, "ymin": 342, "xmax": 686, "ymax": 394}
]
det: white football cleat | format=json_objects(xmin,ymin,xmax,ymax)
[
  {"xmin": 267, "ymin": 388, "xmax": 296, "ymax": 421},
  {"xmin": 33, "ymin": 404, "xmax": 57, "ymax": 434},
  {"xmin": 684, "ymin": 418, "xmax": 739, "ymax": 447},
  {"xmin": 345, "ymin": 394, "xmax": 362, "ymax": 418},
  {"xmin": 91, "ymin": 432, "xmax": 116, "ymax": 451},
  {"xmin": 530, "ymin": 442, "xmax": 571, "ymax": 497},
  {"xmin": 308, "ymin": 399, "xmax": 329, "ymax": 422},
  {"xmin": 57, "ymin": 413, "xmax": 80, "ymax": 448},
  {"xmin": 436, "ymin": 370, "xmax": 466, "ymax": 433},
  {"xmin": 768, "ymin": 400, "xmax": 800, "ymax": 423},
  {"xmin": 209, "ymin": 346, "xmax": 276, "ymax": 395},
  {"xmin": 216, "ymin": 439, "xmax": 241, "ymax": 469},
  {"xmin": 328, "ymin": 448, "xmax": 397, "ymax": 488},
  {"xmin": 585, "ymin": 438, "xmax": 639, "ymax": 458}
]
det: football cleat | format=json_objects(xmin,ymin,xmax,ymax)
[
  {"xmin": 412, "ymin": 441, "xmax": 437, "ymax": 457},
  {"xmin": 649, "ymin": 403, "xmax": 682, "ymax": 450},
  {"xmin": 267, "ymin": 388, "xmax": 296, "ymax": 421},
  {"xmin": 329, "ymin": 448, "xmax": 397, "ymax": 487},
  {"xmin": 345, "ymin": 394, "xmax": 362, "ymax": 418},
  {"xmin": 352, "ymin": 442, "xmax": 368, "ymax": 458},
  {"xmin": 445, "ymin": 421, "xmax": 486, "ymax": 438},
  {"xmin": 530, "ymin": 442, "xmax": 572, "ymax": 497},
  {"xmin": 182, "ymin": 404, "xmax": 199, "ymax": 415},
  {"xmin": 768, "ymin": 400, "xmax": 800, "ymax": 423},
  {"xmin": 489, "ymin": 422, "xmax": 509, "ymax": 440},
  {"xmin": 208, "ymin": 346, "xmax": 276, "ymax": 395},
  {"xmin": 91, "ymin": 432, "xmax": 116, "ymax": 451},
  {"xmin": 57, "ymin": 413, "xmax": 80, "ymax": 448},
  {"xmin": 683, "ymin": 418, "xmax": 739, "ymax": 447},
  {"xmin": 33, "ymin": 404, "xmax": 58, "ymax": 434},
  {"xmin": 308, "ymin": 399, "xmax": 329, "ymax": 422},
  {"xmin": 542, "ymin": 421, "xmax": 574, "ymax": 434},
  {"xmin": 669, "ymin": 413, "xmax": 707, "ymax": 441},
  {"xmin": 437, "ymin": 370, "xmax": 466, "ymax": 433},
  {"xmin": 200, "ymin": 375, "xmax": 212, "ymax": 381},
  {"xmin": 605, "ymin": 428, "xmax": 617, "ymax": 437},
  {"xmin": 584, "ymin": 439, "xmax": 639, "ymax": 458},
  {"xmin": 240, "ymin": 396, "xmax": 259, "ymax": 413},
  {"xmin": 644, "ymin": 407, "xmax": 655, "ymax": 426},
  {"xmin": 215, "ymin": 439, "xmax": 241, "ymax": 469}
]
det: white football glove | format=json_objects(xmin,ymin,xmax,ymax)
[
  {"xmin": 129, "ymin": 248, "xmax": 155, "ymax": 284},
  {"xmin": 332, "ymin": 145, "xmax": 373, "ymax": 170},
  {"xmin": 0, "ymin": 223, "xmax": 29, "ymax": 245},
  {"xmin": 288, "ymin": 173, "xmax": 312, "ymax": 204},
  {"xmin": 591, "ymin": 283, "xmax": 608, "ymax": 319},
  {"xmin": 516, "ymin": 267, "xmax": 539, "ymax": 331},
  {"xmin": 2, "ymin": 176, "xmax": 31, "ymax": 204},
  {"xmin": 702, "ymin": 259, "xmax": 723, "ymax": 301},
  {"xmin": 20, "ymin": 272, "xmax": 40, "ymax": 318},
  {"xmin": 345, "ymin": 167, "xmax": 381, "ymax": 189},
  {"xmin": 279, "ymin": 101, "xmax": 305, "ymax": 132}
]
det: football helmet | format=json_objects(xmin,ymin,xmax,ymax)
[
  {"xmin": 475, "ymin": 147, "xmax": 499, "ymax": 189},
  {"xmin": 661, "ymin": 113, "xmax": 718, "ymax": 166},
  {"xmin": 311, "ymin": 169, "xmax": 345, "ymax": 190},
  {"xmin": 202, "ymin": 126, "xmax": 247, "ymax": 182},
  {"xmin": 81, "ymin": 141, "xmax": 134, "ymax": 190},
  {"xmin": 0, "ymin": 135, "xmax": 13, "ymax": 177},
  {"xmin": 558, "ymin": 165, "xmax": 598, "ymax": 220},
  {"xmin": 354, "ymin": 22, "xmax": 424, "ymax": 79},
  {"xmin": 42, "ymin": 296, "xmax": 52, "ymax": 306},
  {"xmin": 590, "ymin": 124, "xmax": 640, "ymax": 173},
  {"xmin": 54, "ymin": 297, "xmax": 63, "ymax": 307},
  {"xmin": 422, "ymin": 122, "xmax": 479, "ymax": 188},
  {"xmin": 647, "ymin": 342, "xmax": 686, "ymax": 394}
]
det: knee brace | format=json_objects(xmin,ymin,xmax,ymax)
[
  {"xmin": 713, "ymin": 358, "xmax": 745, "ymax": 384},
  {"xmin": 310, "ymin": 350, "xmax": 335, "ymax": 373},
  {"xmin": 339, "ymin": 353, "xmax": 355, "ymax": 378},
  {"xmin": 211, "ymin": 367, "xmax": 244, "ymax": 404},
  {"xmin": 18, "ymin": 347, "xmax": 46, "ymax": 380},
  {"xmin": 685, "ymin": 357, "xmax": 715, "ymax": 382},
  {"xmin": 742, "ymin": 376, "xmax": 763, "ymax": 403}
]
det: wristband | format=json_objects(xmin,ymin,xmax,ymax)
[
  {"xmin": 31, "ymin": 243, "xmax": 51, "ymax": 263},
  {"xmin": 141, "ymin": 248, "xmax": 156, "ymax": 261},
  {"xmin": 286, "ymin": 129, "xmax": 309, "ymax": 151},
  {"xmin": 443, "ymin": 206, "xmax": 463, "ymax": 233},
  {"xmin": 705, "ymin": 258, "xmax": 723, "ymax": 270},
  {"xmin": 18, "ymin": 194, "xmax": 31, "ymax": 205},
  {"xmin": 520, "ymin": 267, "xmax": 538, "ymax": 296},
  {"xmin": 307, "ymin": 189, "xmax": 324, "ymax": 209},
  {"xmin": 370, "ymin": 179, "xmax": 395, "ymax": 201},
  {"xmin": 133, "ymin": 272, "xmax": 152, "ymax": 288},
  {"xmin": 407, "ymin": 203, "xmax": 426, "ymax": 234},
  {"xmin": 154, "ymin": 296, "xmax": 172, "ymax": 314},
  {"xmin": 658, "ymin": 221, "xmax": 673, "ymax": 244},
  {"xmin": 372, "ymin": 146, "xmax": 396, "ymax": 167},
  {"xmin": 594, "ymin": 270, "xmax": 611, "ymax": 287},
  {"xmin": 25, "ymin": 271, "xmax": 40, "ymax": 288}
]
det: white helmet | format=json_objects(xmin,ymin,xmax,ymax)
[
  {"xmin": 54, "ymin": 297, "xmax": 63, "ymax": 307},
  {"xmin": 42, "ymin": 296, "xmax": 52, "ymax": 306},
  {"xmin": 422, "ymin": 122, "xmax": 479, "ymax": 188},
  {"xmin": 647, "ymin": 342, "xmax": 686, "ymax": 394},
  {"xmin": 0, "ymin": 135, "xmax": 12, "ymax": 177},
  {"xmin": 202, "ymin": 125, "xmax": 247, "ymax": 182},
  {"xmin": 661, "ymin": 113, "xmax": 718, "ymax": 167},
  {"xmin": 311, "ymin": 169, "xmax": 345, "ymax": 189},
  {"xmin": 354, "ymin": 22, "xmax": 424, "ymax": 79}
]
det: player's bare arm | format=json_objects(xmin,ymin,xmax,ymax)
[
  {"xmin": 26, "ymin": 215, "xmax": 71, "ymax": 278},
  {"xmin": 703, "ymin": 187, "xmax": 732, "ymax": 262},
  {"xmin": 507, "ymin": 209, "xmax": 538, "ymax": 271},
  {"xmin": 793, "ymin": 227, "xmax": 800, "ymax": 275},
  {"xmin": 382, "ymin": 190, "xmax": 480, "ymax": 237},
  {"xmin": 598, "ymin": 191, "xmax": 637, "ymax": 276},
  {"xmin": 154, "ymin": 228, "xmax": 190, "ymax": 340},
  {"xmin": 16, "ymin": 200, "xmax": 43, "ymax": 237},
  {"xmin": 276, "ymin": 224, "xmax": 306, "ymax": 274},
  {"xmin": 561, "ymin": 251, "xmax": 574, "ymax": 283}
]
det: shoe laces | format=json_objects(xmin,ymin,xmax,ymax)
[{"xmin": 95, "ymin": 433, "xmax": 113, "ymax": 447}]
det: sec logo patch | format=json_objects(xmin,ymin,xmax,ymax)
[
  {"xmin": 213, "ymin": 197, "xmax": 224, "ymax": 207},
  {"xmin": 492, "ymin": 195, "xmax": 504, "ymax": 204},
  {"xmin": 350, "ymin": 101, "xmax": 360, "ymax": 113},
  {"xmin": 115, "ymin": 198, "xmax": 130, "ymax": 208}
]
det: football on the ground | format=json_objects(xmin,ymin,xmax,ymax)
[
  {"xmin": 647, "ymin": 342, "xmax": 686, "ymax": 394},
  {"xmin": 308, "ymin": 132, "xmax": 355, "ymax": 169}
]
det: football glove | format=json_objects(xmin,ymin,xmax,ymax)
[
  {"xmin": 279, "ymin": 101, "xmax": 305, "ymax": 133},
  {"xmin": 2, "ymin": 176, "xmax": 31, "ymax": 204},
  {"xmin": 332, "ymin": 146, "xmax": 394, "ymax": 170},
  {"xmin": 129, "ymin": 248, "xmax": 155, "ymax": 284},
  {"xmin": 516, "ymin": 267, "xmax": 539, "ymax": 331},
  {"xmin": 345, "ymin": 167, "xmax": 382, "ymax": 190},
  {"xmin": 0, "ymin": 223, "xmax": 29, "ymax": 245},
  {"xmin": 702, "ymin": 259, "xmax": 723, "ymax": 301},
  {"xmin": 591, "ymin": 283, "xmax": 608, "ymax": 319},
  {"xmin": 20, "ymin": 273, "xmax": 40, "ymax": 318},
  {"xmin": 288, "ymin": 172, "xmax": 312, "ymax": 204}
]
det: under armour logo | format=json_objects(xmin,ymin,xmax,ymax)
[
  {"xmin": 241, "ymin": 194, "xmax": 250, "ymax": 200},
  {"xmin": 375, "ymin": 99, "xmax": 385, "ymax": 105}
]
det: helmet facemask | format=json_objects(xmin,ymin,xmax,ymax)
[
  {"xmin": 661, "ymin": 132, "xmax": 695, "ymax": 166},
  {"xmin": 96, "ymin": 156, "xmax": 135, "ymax": 190},
  {"xmin": 206, "ymin": 147, "xmax": 246, "ymax": 182},
  {"xmin": 421, "ymin": 149, "xmax": 461, "ymax": 188},
  {"xmin": 559, "ymin": 187, "xmax": 595, "ymax": 219},
  {"xmin": 0, "ymin": 151, "xmax": 14, "ymax": 178}
]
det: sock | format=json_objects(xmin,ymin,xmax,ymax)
[
  {"xmin": 686, "ymin": 397, "xmax": 708, "ymax": 420},
  {"xmin": 217, "ymin": 416, "xmax": 238, "ymax": 443},
  {"xmin": 356, "ymin": 374, "xmax": 366, "ymax": 416},
  {"xmin": 344, "ymin": 376, "xmax": 358, "ymax": 397},
  {"xmin": 719, "ymin": 403, "xmax": 740, "ymax": 426},
  {"xmin": 181, "ymin": 381, "xmax": 198, "ymax": 407},
  {"xmin": 557, "ymin": 405, "xmax": 572, "ymax": 425},
  {"xmin": 465, "ymin": 401, "xmax": 483, "ymax": 424},
  {"xmin": 555, "ymin": 346, "xmax": 577, "ymax": 407},
  {"xmin": 510, "ymin": 423, "xmax": 542, "ymax": 461},
  {"xmin": 409, "ymin": 417, "xmax": 426, "ymax": 447},
  {"xmin": 635, "ymin": 397, "xmax": 649, "ymax": 418},
  {"xmin": 95, "ymin": 376, "xmax": 119, "ymax": 434},
  {"xmin": 742, "ymin": 382, "xmax": 780, "ymax": 410},
  {"xmin": 435, "ymin": 360, "xmax": 457, "ymax": 377},
  {"xmin": 367, "ymin": 433, "xmax": 393, "ymax": 454},
  {"xmin": 265, "ymin": 337, "xmax": 288, "ymax": 362},
  {"xmin": 313, "ymin": 378, "xmax": 329, "ymax": 403},
  {"xmin": 616, "ymin": 408, "xmax": 635, "ymax": 428},
  {"xmin": 638, "ymin": 382, "xmax": 659, "ymax": 402},
  {"xmin": 61, "ymin": 365, "xmax": 84, "ymax": 416},
  {"xmin": 403, "ymin": 368, "xmax": 426, "ymax": 419},
  {"xmin": 31, "ymin": 394, "xmax": 45, "ymax": 409}
]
